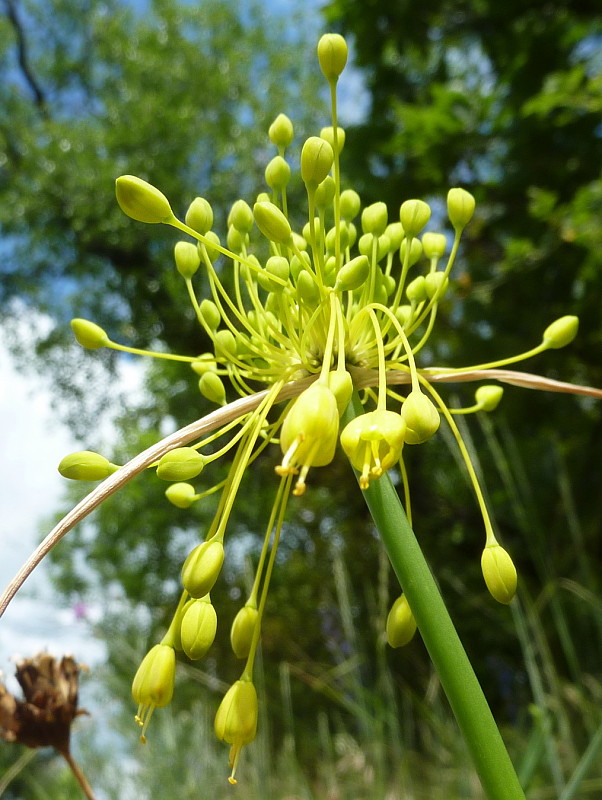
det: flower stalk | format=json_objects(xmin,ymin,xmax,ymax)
[{"xmin": 345, "ymin": 392, "xmax": 526, "ymax": 800}]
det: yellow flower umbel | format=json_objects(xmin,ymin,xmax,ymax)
[{"xmin": 54, "ymin": 31, "xmax": 593, "ymax": 782}]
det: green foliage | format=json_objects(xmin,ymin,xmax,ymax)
[{"xmin": 0, "ymin": 0, "xmax": 323, "ymax": 425}]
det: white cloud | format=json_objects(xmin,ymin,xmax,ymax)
[{"xmin": 0, "ymin": 329, "xmax": 145, "ymax": 674}]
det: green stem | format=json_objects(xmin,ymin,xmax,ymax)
[{"xmin": 344, "ymin": 393, "xmax": 526, "ymax": 800}]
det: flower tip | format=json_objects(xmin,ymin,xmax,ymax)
[
  {"xmin": 447, "ymin": 187, "xmax": 475, "ymax": 231},
  {"xmin": 317, "ymin": 33, "xmax": 348, "ymax": 81},
  {"xmin": 71, "ymin": 318, "xmax": 109, "ymax": 349},
  {"xmin": 542, "ymin": 315, "xmax": 579, "ymax": 349},
  {"xmin": 481, "ymin": 544, "xmax": 517, "ymax": 604},
  {"xmin": 115, "ymin": 175, "xmax": 173, "ymax": 224}
]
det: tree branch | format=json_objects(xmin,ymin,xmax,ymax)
[{"xmin": 3, "ymin": 0, "xmax": 49, "ymax": 117}]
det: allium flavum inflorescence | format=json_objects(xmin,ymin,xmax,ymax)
[{"xmin": 59, "ymin": 33, "xmax": 583, "ymax": 783}]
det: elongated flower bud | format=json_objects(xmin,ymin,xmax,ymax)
[
  {"xmin": 265, "ymin": 156, "xmax": 291, "ymax": 191},
  {"xmin": 475, "ymin": 385, "xmax": 504, "ymax": 412},
  {"xmin": 115, "ymin": 175, "xmax": 173, "ymax": 224},
  {"xmin": 386, "ymin": 594, "xmax": 417, "ymax": 648},
  {"xmin": 424, "ymin": 271, "xmax": 449, "ymax": 299},
  {"xmin": 165, "ymin": 482, "xmax": 197, "ymax": 508},
  {"xmin": 335, "ymin": 255, "xmax": 370, "ymax": 292},
  {"xmin": 214, "ymin": 679, "xmax": 258, "ymax": 784},
  {"xmin": 317, "ymin": 33, "xmax": 348, "ymax": 81},
  {"xmin": 301, "ymin": 137, "xmax": 334, "ymax": 187},
  {"xmin": 481, "ymin": 544, "xmax": 517, "ymax": 604},
  {"xmin": 180, "ymin": 597, "xmax": 218, "ymax": 660},
  {"xmin": 340, "ymin": 189, "xmax": 360, "ymax": 221},
  {"xmin": 199, "ymin": 372, "xmax": 226, "ymax": 405},
  {"xmin": 228, "ymin": 199, "xmax": 254, "ymax": 234},
  {"xmin": 447, "ymin": 188, "xmax": 475, "ymax": 231},
  {"xmin": 181, "ymin": 539, "xmax": 225, "ymax": 598},
  {"xmin": 253, "ymin": 201, "xmax": 292, "ymax": 244},
  {"xmin": 542, "ymin": 315, "xmax": 579, "ymax": 349},
  {"xmin": 132, "ymin": 643, "xmax": 176, "ymax": 742},
  {"xmin": 400, "ymin": 199, "xmax": 431, "ymax": 238},
  {"xmin": 185, "ymin": 197, "xmax": 213, "ymax": 234},
  {"xmin": 401, "ymin": 391, "xmax": 440, "ymax": 444},
  {"xmin": 268, "ymin": 113, "xmax": 294, "ymax": 149},
  {"xmin": 174, "ymin": 241, "xmax": 200, "ymax": 279},
  {"xmin": 58, "ymin": 451, "xmax": 118, "ymax": 481},
  {"xmin": 320, "ymin": 126, "xmax": 345, "ymax": 153},
  {"xmin": 156, "ymin": 447, "xmax": 205, "ymax": 481},
  {"xmin": 71, "ymin": 318, "xmax": 109, "ymax": 349},
  {"xmin": 361, "ymin": 202, "xmax": 388, "ymax": 236},
  {"xmin": 422, "ymin": 232, "xmax": 447, "ymax": 259},
  {"xmin": 230, "ymin": 604, "xmax": 258, "ymax": 659}
]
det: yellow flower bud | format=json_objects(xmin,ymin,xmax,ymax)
[
  {"xmin": 253, "ymin": 201, "xmax": 292, "ymax": 245},
  {"xmin": 182, "ymin": 539, "xmax": 225, "ymax": 598},
  {"xmin": 317, "ymin": 33, "xmax": 348, "ymax": 81},
  {"xmin": 481, "ymin": 544, "xmax": 517, "ymax": 604},
  {"xmin": 340, "ymin": 189, "xmax": 361, "ymax": 221},
  {"xmin": 180, "ymin": 597, "xmax": 217, "ymax": 660},
  {"xmin": 214, "ymin": 329, "xmax": 237, "ymax": 358},
  {"xmin": 320, "ymin": 125, "xmax": 346, "ymax": 152},
  {"xmin": 314, "ymin": 176, "xmax": 336, "ymax": 210},
  {"xmin": 165, "ymin": 482, "xmax": 197, "ymax": 508},
  {"xmin": 185, "ymin": 197, "xmax": 213, "ymax": 234},
  {"xmin": 300, "ymin": 136, "xmax": 334, "ymax": 187},
  {"xmin": 334, "ymin": 254, "xmax": 370, "ymax": 292},
  {"xmin": 199, "ymin": 299, "xmax": 221, "ymax": 331},
  {"xmin": 156, "ymin": 447, "xmax": 205, "ymax": 481},
  {"xmin": 361, "ymin": 202, "xmax": 388, "ymax": 236},
  {"xmin": 58, "ymin": 450, "xmax": 118, "ymax": 481},
  {"xmin": 71, "ymin": 318, "xmax": 109, "ymax": 349},
  {"xmin": 115, "ymin": 175, "xmax": 173, "ymax": 224},
  {"xmin": 406, "ymin": 275, "xmax": 428, "ymax": 303},
  {"xmin": 276, "ymin": 382, "xmax": 340, "ymax": 495},
  {"xmin": 542, "ymin": 315, "xmax": 579, "ymax": 349},
  {"xmin": 327, "ymin": 369, "xmax": 353, "ymax": 417},
  {"xmin": 227, "ymin": 225, "xmax": 247, "ymax": 253},
  {"xmin": 174, "ymin": 241, "xmax": 200, "ymax": 280},
  {"xmin": 400, "ymin": 199, "xmax": 431, "ymax": 238},
  {"xmin": 340, "ymin": 410, "xmax": 406, "ymax": 489},
  {"xmin": 132, "ymin": 643, "xmax": 176, "ymax": 742},
  {"xmin": 230, "ymin": 604, "xmax": 258, "ymax": 659},
  {"xmin": 386, "ymin": 594, "xmax": 417, "ymax": 648},
  {"xmin": 422, "ymin": 232, "xmax": 447, "ymax": 259},
  {"xmin": 424, "ymin": 271, "xmax": 449, "ymax": 299},
  {"xmin": 257, "ymin": 255, "xmax": 290, "ymax": 292},
  {"xmin": 199, "ymin": 372, "xmax": 226, "ymax": 405},
  {"xmin": 395, "ymin": 304, "xmax": 413, "ymax": 328},
  {"xmin": 385, "ymin": 222, "xmax": 404, "ymax": 251},
  {"xmin": 268, "ymin": 113, "xmax": 294, "ymax": 149},
  {"xmin": 401, "ymin": 390, "xmax": 440, "ymax": 445},
  {"xmin": 265, "ymin": 156, "xmax": 291, "ymax": 191},
  {"xmin": 447, "ymin": 187, "xmax": 476, "ymax": 231},
  {"xmin": 296, "ymin": 269, "xmax": 320, "ymax": 306},
  {"xmin": 190, "ymin": 353, "xmax": 217, "ymax": 375},
  {"xmin": 214, "ymin": 679, "xmax": 258, "ymax": 785},
  {"xmin": 475, "ymin": 385, "xmax": 504, "ymax": 412},
  {"xmin": 399, "ymin": 237, "xmax": 423, "ymax": 266},
  {"xmin": 200, "ymin": 230, "xmax": 221, "ymax": 262},
  {"xmin": 228, "ymin": 199, "xmax": 254, "ymax": 234}
]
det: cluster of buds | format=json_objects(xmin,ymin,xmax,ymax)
[{"xmin": 58, "ymin": 33, "xmax": 583, "ymax": 783}]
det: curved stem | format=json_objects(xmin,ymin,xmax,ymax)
[
  {"xmin": 344, "ymin": 392, "xmax": 526, "ymax": 800},
  {"xmin": 59, "ymin": 749, "xmax": 96, "ymax": 800}
]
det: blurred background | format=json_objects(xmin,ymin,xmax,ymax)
[{"xmin": 1, "ymin": 0, "xmax": 601, "ymax": 797}]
